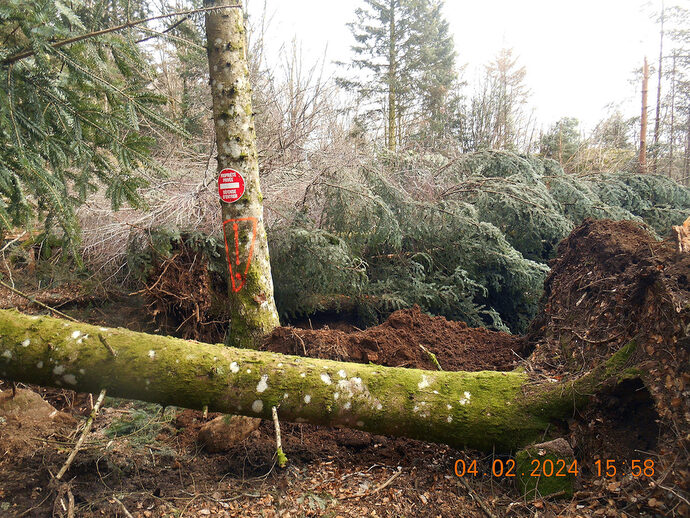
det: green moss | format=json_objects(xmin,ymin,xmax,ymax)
[
  {"xmin": 515, "ymin": 447, "xmax": 575, "ymax": 499},
  {"xmin": 0, "ymin": 310, "xmax": 648, "ymax": 454}
]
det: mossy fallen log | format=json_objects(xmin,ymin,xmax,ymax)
[{"xmin": 0, "ymin": 309, "xmax": 637, "ymax": 452}]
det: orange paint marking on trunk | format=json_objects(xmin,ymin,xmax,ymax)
[{"xmin": 222, "ymin": 217, "xmax": 258, "ymax": 292}]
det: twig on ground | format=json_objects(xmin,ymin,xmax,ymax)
[
  {"xmin": 113, "ymin": 497, "xmax": 135, "ymax": 518},
  {"xmin": 291, "ymin": 328, "xmax": 307, "ymax": 355},
  {"xmin": 457, "ymin": 476, "xmax": 497, "ymax": 518},
  {"xmin": 0, "ymin": 279, "xmax": 77, "ymax": 321},
  {"xmin": 272, "ymin": 406, "xmax": 288, "ymax": 468},
  {"xmin": 340, "ymin": 469, "xmax": 403, "ymax": 500},
  {"xmin": 419, "ymin": 344, "xmax": 442, "ymax": 370},
  {"xmin": 54, "ymin": 389, "xmax": 107, "ymax": 482}
]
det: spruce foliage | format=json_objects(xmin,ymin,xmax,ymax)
[
  {"xmin": 128, "ymin": 151, "xmax": 689, "ymax": 334},
  {"xmin": 0, "ymin": 0, "xmax": 181, "ymax": 254},
  {"xmin": 268, "ymin": 151, "xmax": 690, "ymax": 332}
]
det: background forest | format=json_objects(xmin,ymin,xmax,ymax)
[{"xmin": 1, "ymin": 0, "xmax": 689, "ymax": 336}]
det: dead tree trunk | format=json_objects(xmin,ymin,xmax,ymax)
[
  {"xmin": 640, "ymin": 57, "xmax": 649, "ymax": 174},
  {"xmin": 652, "ymin": 1, "xmax": 664, "ymax": 174},
  {"xmin": 0, "ymin": 309, "xmax": 640, "ymax": 453},
  {"xmin": 205, "ymin": 0, "xmax": 280, "ymax": 349}
]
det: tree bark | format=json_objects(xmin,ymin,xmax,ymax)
[
  {"xmin": 639, "ymin": 57, "xmax": 649, "ymax": 174},
  {"xmin": 652, "ymin": 1, "xmax": 664, "ymax": 174},
  {"xmin": 387, "ymin": 2, "xmax": 397, "ymax": 153},
  {"xmin": 205, "ymin": 0, "xmax": 280, "ymax": 349},
  {"xmin": 0, "ymin": 309, "xmax": 640, "ymax": 453}
]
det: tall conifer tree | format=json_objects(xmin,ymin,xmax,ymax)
[{"xmin": 339, "ymin": 0, "xmax": 457, "ymax": 150}]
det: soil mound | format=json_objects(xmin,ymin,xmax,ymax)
[
  {"xmin": 528, "ymin": 218, "xmax": 690, "ymax": 377},
  {"xmin": 262, "ymin": 305, "xmax": 525, "ymax": 372}
]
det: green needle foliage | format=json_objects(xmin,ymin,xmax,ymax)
[
  {"xmin": 128, "ymin": 151, "xmax": 689, "ymax": 334},
  {"xmin": 269, "ymin": 151, "xmax": 689, "ymax": 332},
  {"xmin": 0, "ymin": 0, "xmax": 183, "ymax": 256}
]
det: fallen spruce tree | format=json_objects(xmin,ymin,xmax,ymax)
[{"xmin": 0, "ymin": 219, "xmax": 688, "ymax": 458}]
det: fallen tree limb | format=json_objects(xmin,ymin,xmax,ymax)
[{"xmin": 0, "ymin": 309, "xmax": 638, "ymax": 452}]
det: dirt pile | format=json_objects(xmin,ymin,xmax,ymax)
[{"xmin": 262, "ymin": 305, "xmax": 525, "ymax": 372}]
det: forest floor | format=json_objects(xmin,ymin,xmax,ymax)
[{"xmin": 1, "ymin": 218, "xmax": 689, "ymax": 517}]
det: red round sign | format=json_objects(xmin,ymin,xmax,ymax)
[{"xmin": 218, "ymin": 169, "xmax": 245, "ymax": 203}]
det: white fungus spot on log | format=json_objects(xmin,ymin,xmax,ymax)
[
  {"xmin": 246, "ymin": 369, "xmax": 252, "ymax": 374},
  {"xmin": 2, "ymin": 350, "xmax": 11, "ymax": 359},
  {"xmin": 71, "ymin": 331, "xmax": 81, "ymax": 339},
  {"xmin": 63, "ymin": 374, "xmax": 77, "ymax": 385},
  {"xmin": 148, "ymin": 350, "xmax": 156, "ymax": 359},
  {"xmin": 464, "ymin": 391, "xmax": 471, "ymax": 399},
  {"xmin": 21, "ymin": 339, "xmax": 30, "ymax": 347},
  {"xmin": 304, "ymin": 395, "xmax": 311, "ymax": 404},
  {"xmin": 418, "ymin": 375, "xmax": 430, "ymax": 390},
  {"xmin": 446, "ymin": 404, "xmax": 452, "ymax": 410},
  {"xmin": 376, "ymin": 402, "xmax": 383, "ymax": 411},
  {"xmin": 333, "ymin": 392, "xmax": 340, "ymax": 400},
  {"xmin": 230, "ymin": 362, "xmax": 239, "ymax": 373},
  {"xmin": 338, "ymin": 370, "xmax": 347, "ymax": 379},
  {"xmin": 53, "ymin": 365, "xmax": 65, "ymax": 375},
  {"xmin": 432, "ymin": 390, "xmax": 439, "ymax": 394},
  {"xmin": 356, "ymin": 421, "xmax": 364, "ymax": 427},
  {"xmin": 251, "ymin": 400, "xmax": 263, "ymax": 413},
  {"xmin": 213, "ymin": 357, "xmax": 217, "ymax": 362},
  {"xmin": 277, "ymin": 363, "xmax": 283, "ymax": 368},
  {"xmin": 351, "ymin": 377, "xmax": 362, "ymax": 387},
  {"xmin": 283, "ymin": 393, "xmax": 289, "ymax": 399},
  {"xmin": 77, "ymin": 339, "xmax": 82, "ymax": 344},
  {"xmin": 99, "ymin": 327, "xmax": 108, "ymax": 332},
  {"xmin": 300, "ymin": 373, "xmax": 306, "ymax": 378},
  {"xmin": 36, "ymin": 361, "xmax": 43, "ymax": 369},
  {"xmin": 256, "ymin": 374, "xmax": 269, "ymax": 393},
  {"xmin": 320, "ymin": 373, "xmax": 331, "ymax": 385},
  {"xmin": 344, "ymin": 401, "xmax": 351, "ymax": 410},
  {"xmin": 447, "ymin": 416, "xmax": 453, "ymax": 423}
]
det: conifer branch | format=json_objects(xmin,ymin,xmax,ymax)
[{"xmin": 2, "ymin": 5, "xmax": 241, "ymax": 66}]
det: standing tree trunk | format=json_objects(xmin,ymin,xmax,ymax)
[
  {"xmin": 387, "ymin": 2, "xmax": 397, "ymax": 153},
  {"xmin": 669, "ymin": 52, "xmax": 676, "ymax": 178},
  {"xmin": 682, "ymin": 110, "xmax": 690, "ymax": 187},
  {"xmin": 205, "ymin": 0, "xmax": 280, "ymax": 349},
  {"xmin": 639, "ymin": 57, "xmax": 649, "ymax": 174},
  {"xmin": 652, "ymin": 1, "xmax": 664, "ymax": 174}
]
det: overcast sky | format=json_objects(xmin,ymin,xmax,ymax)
[{"xmin": 245, "ymin": 0, "xmax": 678, "ymax": 132}]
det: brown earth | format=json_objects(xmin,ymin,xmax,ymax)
[
  {"xmin": 262, "ymin": 305, "xmax": 525, "ymax": 372},
  {"xmin": 1, "ymin": 218, "xmax": 689, "ymax": 517}
]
